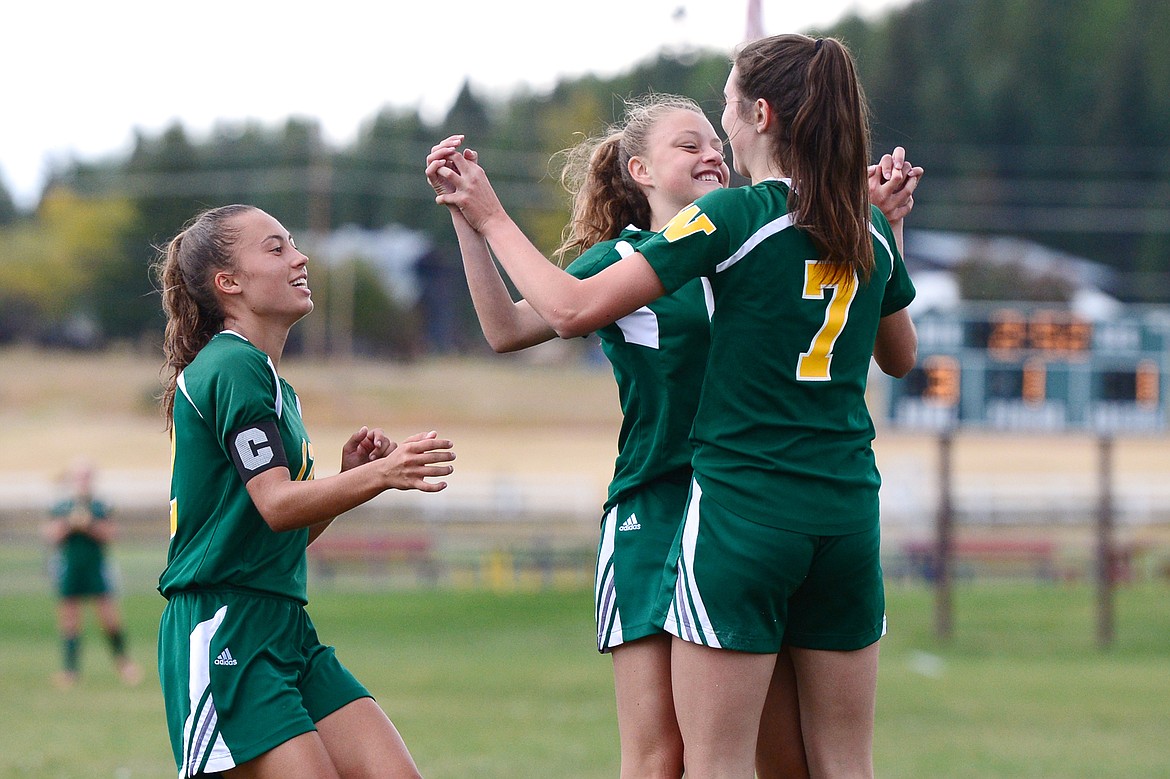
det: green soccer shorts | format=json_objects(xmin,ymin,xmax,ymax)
[
  {"xmin": 595, "ymin": 476, "xmax": 690, "ymax": 653},
  {"xmin": 656, "ymin": 477, "xmax": 886, "ymax": 653},
  {"xmin": 54, "ymin": 553, "xmax": 113, "ymax": 598},
  {"xmin": 158, "ymin": 589, "xmax": 370, "ymax": 777}
]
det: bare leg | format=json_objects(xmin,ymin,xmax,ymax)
[
  {"xmin": 316, "ymin": 697, "xmax": 422, "ymax": 779},
  {"xmin": 756, "ymin": 646, "xmax": 809, "ymax": 779},
  {"xmin": 94, "ymin": 595, "xmax": 140, "ymax": 684},
  {"xmin": 54, "ymin": 598, "xmax": 83, "ymax": 687},
  {"xmin": 57, "ymin": 598, "xmax": 82, "ymax": 635},
  {"xmin": 671, "ymin": 638, "xmax": 776, "ymax": 779},
  {"xmin": 611, "ymin": 634, "xmax": 684, "ymax": 778},
  {"xmin": 223, "ymin": 731, "xmax": 340, "ymax": 779},
  {"xmin": 789, "ymin": 642, "xmax": 880, "ymax": 779},
  {"xmin": 94, "ymin": 595, "xmax": 124, "ymax": 634}
]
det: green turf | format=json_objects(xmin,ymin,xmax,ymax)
[{"xmin": 2, "ymin": 545, "xmax": 1169, "ymax": 778}]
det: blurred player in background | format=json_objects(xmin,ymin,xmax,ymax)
[
  {"xmin": 45, "ymin": 457, "xmax": 142, "ymax": 688},
  {"xmin": 153, "ymin": 204, "xmax": 455, "ymax": 778}
]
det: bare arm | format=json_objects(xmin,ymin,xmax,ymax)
[
  {"xmin": 448, "ymin": 204, "xmax": 557, "ymax": 352},
  {"xmin": 45, "ymin": 505, "xmax": 114, "ymax": 544},
  {"xmin": 306, "ymin": 425, "xmax": 401, "ymax": 544},
  {"xmin": 43, "ymin": 519, "xmax": 69, "ymax": 545},
  {"xmin": 873, "ymin": 308, "xmax": 918, "ymax": 378},
  {"xmin": 85, "ymin": 517, "xmax": 115, "ymax": 544},
  {"xmin": 432, "ymin": 148, "xmax": 664, "ymax": 336},
  {"xmin": 869, "ymin": 147, "xmax": 920, "ymax": 377},
  {"xmin": 247, "ymin": 430, "xmax": 454, "ymax": 534},
  {"xmin": 426, "ymin": 138, "xmax": 576, "ymax": 349}
]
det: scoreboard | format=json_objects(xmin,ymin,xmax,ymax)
[{"xmin": 885, "ymin": 305, "xmax": 1170, "ymax": 433}]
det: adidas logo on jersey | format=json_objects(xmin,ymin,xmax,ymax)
[
  {"xmin": 617, "ymin": 515, "xmax": 641, "ymax": 532},
  {"xmin": 214, "ymin": 648, "xmax": 238, "ymax": 666}
]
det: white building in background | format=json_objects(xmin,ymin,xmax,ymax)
[
  {"xmin": 903, "ymin": 229, "xmax": 1122, "ymax": 320},
  {"xmin": 313, "ymin": 223, "xmax": 432, "ymax": 306}
]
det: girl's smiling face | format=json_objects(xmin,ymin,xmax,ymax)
[
  {"xmin": 222, "ymin": 208, "xmax": 313, "ymax": 326},
  {"xmin": 632, "ymin": 108, "xmax": 728, "ymax": 216}
]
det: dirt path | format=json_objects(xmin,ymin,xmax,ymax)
[{"xmin": 4, "ymin": 347, "xmax": 1169, "ymax": 539}]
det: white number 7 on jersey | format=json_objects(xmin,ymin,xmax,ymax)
[{"xmin": 798, "ymin": 261, "xmax": 859, "ymax": 381}]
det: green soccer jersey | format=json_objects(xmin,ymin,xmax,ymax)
[
  {"xmin": 639, "ymin": 179, "xmax": 916, "ymax": 534},
  {"xmin": 52, "ymin": 498, "xmax": 110, "ymax": 570},
  {"xmin": 158, "ymin": 331, "xmax": 316, "ymax": 603},
  {"xmin": 565, "ymin": 228, "xmax": 711, "ymax": 509},
  {"xmin": 52, "ymin": 498, "xmax": 111, "ymax": 596}
]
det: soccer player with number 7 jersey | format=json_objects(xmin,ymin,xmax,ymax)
[{"xmin": 432, "ymin": 33, "xmax": 918, "ymax": 779}]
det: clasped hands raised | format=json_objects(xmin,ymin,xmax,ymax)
[
  {"xmin": 427, "ymin": 133, "xmax": 924, "ymax": 230},
  {"xmin": 425, "ymin": 135, "xmax": 507, "ymax": 233},
  {"xmin": 868, "ymin": 146, "xmax": 923, "ymax": 224}
]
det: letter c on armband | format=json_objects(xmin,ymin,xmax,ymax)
[{"xmin": 228, "ymin": 420, "xmax": 289, "ymax": 481}]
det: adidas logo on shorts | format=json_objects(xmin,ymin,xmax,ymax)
[
  {"xmin": 617, "ymin": 515, "xmax": 641, "ymax": 532},
  {"xmin": 214, "ymin": 648, "xmax": 238, "ymax": 666}
]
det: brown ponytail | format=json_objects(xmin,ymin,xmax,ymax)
[
  {"xmin": 151, "ymin": 204, "xmax": 255, "ymax": 426},
  {"xmin": 734, "ymin": 34, "xmax": 874, "ymax": 283},
  {"xmin": 553, "ymin": 94, "xmax": 707, "ymax": 264}
]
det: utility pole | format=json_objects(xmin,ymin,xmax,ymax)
[
  {"xmin": 745, "ymin": 0, "xmax": 764, "ymax": 41},
  {"xmin": 306, "ymin": 138, "xmax": 333, "ymax": 358}
]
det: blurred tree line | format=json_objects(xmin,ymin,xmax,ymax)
[
  {"xmin": 0, "ymin": 0, "xmax": 1167, "ymax": 353},
  {"xmin": 841, "ymin": 0, "xmax": 1170, "ymax": 302}
]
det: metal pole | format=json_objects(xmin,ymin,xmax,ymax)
[
  {"xmin": 306, "ymin": 144, "xmax": 333, "ymax": 358},
  {"xmin": 935, "ymin": 430, "xmax": 954, "ymax": 640},
  {"xmin": 330, "ymin": 257, "xmax": 355, "ymax": 362},
  {"xmin": 1096, "ymin": 434, "xmax": 1115, "ymax": 649}
]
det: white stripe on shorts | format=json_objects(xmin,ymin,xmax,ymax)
[
  {"xmin": 595, "ymin": 506, "xmax": 623, "ymax": 651},
  {"xmin": 663, "ymin": 479, "xmax": 722, "ymax": 648},
  {"xmin": 180, "ymin": 605, "xmax": 235, "ymax": 778}
]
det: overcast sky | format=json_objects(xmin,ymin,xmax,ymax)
[{"xmin": 1, "ymin": 0, "xmax": 914, "ymax": 207}]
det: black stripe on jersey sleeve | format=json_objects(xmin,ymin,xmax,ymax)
[{"xmin": 227, "ymin": 420, "xmax": 290, "ymax": 482}]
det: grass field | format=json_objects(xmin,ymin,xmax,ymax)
[
  {"xmin": 2, "ymin": 556, "xmax": 1169, "ymax": 778},
  {"xmin": 4, "ymin": 347, "xmax": 1170, "ymax": 776},
  {"xmin": 5, "ymin": 540, "xmax": 1170, "ymax": 777}
]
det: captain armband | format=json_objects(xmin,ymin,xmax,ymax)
[{"xmin": 228, "ymin": 420, "xmax": 289, "ymax": 482}]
